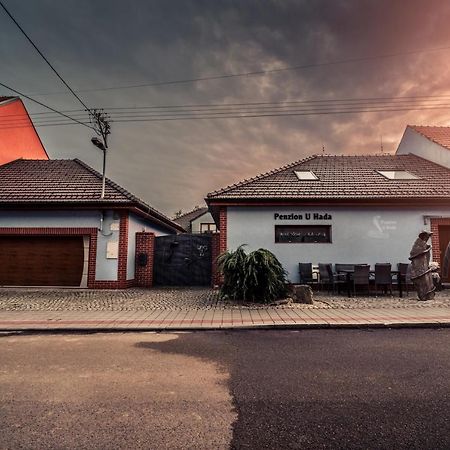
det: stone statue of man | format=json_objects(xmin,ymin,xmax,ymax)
[{"xmin": 409, "ymin": 230, "xmax": 435, "ymax": 301}]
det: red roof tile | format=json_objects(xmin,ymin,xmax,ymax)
[
  {"xmin": 409, "ymin": 125, "xmax": 450, "ymax": 150},
  {"xmin": 0, "ymin": 159, "xmax": 184, "ymax": 232},
  {"xmin": 207, "ymin": 154, "xmax": 450, "ymax": 201}
]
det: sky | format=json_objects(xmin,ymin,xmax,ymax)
[{"xmin": 1, "ymin": 0, "xmax": 450, "ymax": 217}]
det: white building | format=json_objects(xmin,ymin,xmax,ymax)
[
  {"xmin": 174, "ymin": 206, "xmax": 217, "ymax": 233},
  {"xmin": 206, "ymin": 151, "xmax": 450, "ymax": 284},
  {"xmin": 0, "ymin": 159, "xmax": 183, "ymax": 288},
  {"xmin": 397, "ymin": 125, "xmax": 450, "ymax": 169}
]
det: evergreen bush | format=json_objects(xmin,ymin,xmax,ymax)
[{"xmin": 217, "ymin": 245, "xmax": 288, "ymax": 303}]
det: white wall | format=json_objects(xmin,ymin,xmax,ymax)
[
  {"xmin": 190, "ymin": 211, "xmax": 215, "ymax": 233},
  {"xmin": 227, "ymin": 206, "xmax": 450, "ymax": 283},
  {"xmin": 126, "ymin": 213, "xmax": 173, "ymax": 280},
  {"xmin": 397, "ymin": 127, "xmax": 450, "ymax": 169},
  {"xmin": 0, "ymin": 209, "xmax": 119, "ymax": 282}
]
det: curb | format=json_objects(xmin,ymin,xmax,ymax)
[{"xmin": 1, "ymin": 321, "xmax": 449, "ymax": 334}]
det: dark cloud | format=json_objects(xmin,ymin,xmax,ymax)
[{"xmin": 1, "ymin": 0, "xmax": 450, "ymax": 216}]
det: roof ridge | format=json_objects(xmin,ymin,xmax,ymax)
[
  {"xmin": 207, "ymin": 154, "xmax": 319, "ymax": 198},
  {"xmin": 0, "ymin": 157, "xmax": 23, "ymax": 168},
  {"xmin": 74, "ymin": 158, "xmax": 138, "ymax": 201},
  {"xmin": 73, "ymin": 159, "xmax": 182, "ymax": 230},
  {"xmin": 408, "ymin": 125, "xmax": 450, "ymax": 150},
  {"xmin": 174, "ymin": 205, "xmax": 208, "ymax": 220}
]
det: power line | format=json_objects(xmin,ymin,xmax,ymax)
[
  {"xmin": 25, "ymin": 45, "xmax": 450, "ymax": 96},
  {"xmin": 0, "ymin": 81, "xmax": 94, "ymax": 129},
  {"xmin": 3, "ymin": 94, "xmax": 450, "ymax": 121},
  {"xmin": 0, "ymin": 0, "xmax": 91, "ymax": 113},
  {"xmin": 2, "ymin": 103, "xmax": 450, "ymax": 129}
]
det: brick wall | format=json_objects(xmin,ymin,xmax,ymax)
[
  {"xmin": 219, "ymin": 206, "xmax": 227, "ymax": 254},
  {"xmin": 135, "ymin": 232, "xmax": 155, "ymax": 287},
  {"xmin": 117, "ymin": 212, "xmax": 129, "ymax": 284},
  {"xmin": 430, "ymin": 218, "xmax": 450, "ymax": 264},
  {"xmin": 211, "ymin": 232, "xmax": 221, "ymax": 286}
]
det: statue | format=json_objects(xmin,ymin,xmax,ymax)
[{"xmin": 409, "ymin": 231, "xmax": 435, "ymax": 301}]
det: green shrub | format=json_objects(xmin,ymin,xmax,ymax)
[{"xmin": 217, "ymin": 245, "xmax": 288, "ymax": 303}]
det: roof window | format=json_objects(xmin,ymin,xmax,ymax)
[
  {"xmin": 377, "ymin": 170, "xmax": 419, "ymax": 180},
  {"xmin": 294, "ymin": 170, "xmax": 319, "ymax": 180}
]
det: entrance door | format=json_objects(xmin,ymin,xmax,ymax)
[
  {"xmin": 438, "ymin": 225, "xmax": 450, "ymax": 282},
  {"xmin": 153, "ymin": 234, "xmax": 212, "ymax": 286},
  {"xmin": 0, "ymin": 236, "xmax": 84, "ymax": 286}
]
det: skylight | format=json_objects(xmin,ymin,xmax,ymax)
[
  {"xmin": 294, "ymin": 170, "xmax": 319, "ymax": 180},
  {"xmin": 377, "ymin": 170, "xmax": 419, "ymax": 180}
]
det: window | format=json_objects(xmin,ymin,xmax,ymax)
[
  {"xmin": 377, "ymin": 170, "xmax": 419, "ymax": 180},
  {"xmin": 200, "ymin": 223, "xmax": 217, "ymax": 233},
  {"xmin": 294, "ymin": 170, "xmax": 319, "ymax": 180},
  {"xmin": 275, "ymin": 225, "xmax": 331, "ymax": 243}
]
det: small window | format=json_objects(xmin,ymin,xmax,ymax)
[
  {"xmin": 377, "ymin": 170, "xmax": 419, "ymax": 180},
  {"xmin": 275, "ymin": 225, "xmax": 331, "ymax": 243},
  {"xmin": 200, "ymin": 223, "xmax": 217, "ymax": 233},
  {"xmin": 294, "ymin": 170, "xmax": 319, "ymax": 180}
]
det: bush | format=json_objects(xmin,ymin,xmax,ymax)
[{"xmin": 217, "ymin": 245, "xmax": 288, "ymax": 303}]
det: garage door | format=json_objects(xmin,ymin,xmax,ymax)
[{"xmin": 0, "ymin": 236, "xmax": 85, "ymax": 287}]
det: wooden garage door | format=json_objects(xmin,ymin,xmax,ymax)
[{"xmin": 0, "ymin": 236, "xmax": 84, "ymax": 286}]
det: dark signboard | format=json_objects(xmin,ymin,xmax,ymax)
[{"xmin": 275, "ymin": 225, "xmax": 332, "ymax": 243}]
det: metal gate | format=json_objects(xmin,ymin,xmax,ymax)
[{"xmin": 154, "ymin": 234, "xmax": 212, "ymax": 286}]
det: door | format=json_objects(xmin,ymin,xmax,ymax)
[
  {"xmin": 0, "ymin": 236, "xmax": 84, "ymax": 286},
  {"xmin": 438, "ymin": 225, "xmax": 450, "ymax": 282},
  {"xmin": 154, "ymin": 234, "xmax": 212, "ymax": 286}
]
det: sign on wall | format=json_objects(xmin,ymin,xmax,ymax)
[
  {"xmin": 274, "ymin": 212, "xmax": 332, "ymax": 220},
  {"xmin": 106, "ymin": 241, "xmax": 119, "ymax": 259}
]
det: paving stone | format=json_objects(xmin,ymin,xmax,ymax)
[{"xmin": 1, "ymin": 287, "xmax": 450, "ymax": 313}]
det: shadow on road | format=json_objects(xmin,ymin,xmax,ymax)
[{"xmin": 136, "ymin": 329, "xmax": 450, "ymax": 450}]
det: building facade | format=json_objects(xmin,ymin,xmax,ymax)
[
  {"xmin": 207, "ymin": 153, "xmax": 450, "ymax": 284},
  {"xmin": 0, "ymin": 159, "xmax": 183, "ymax": 288},
  {"xmin": 0, "ymin": 96, "xmax": 48, "ymax": 165},
  {"xmin": 174, "ymin": 206, "xmax": 217, "ymax": 233}
]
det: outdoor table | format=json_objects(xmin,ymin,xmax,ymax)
[{"xmin": 337, "ymin": 269, "xmax": 403, "ymax": 298}]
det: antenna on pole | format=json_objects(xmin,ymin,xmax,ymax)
[
  {"xmin": 322, "ymin": 144, "xmax": 325, "ymax": 154},
  {"xmin": 90, "ymin": 109, "xmax": 111, "ymax": 199},
  {"xmin": 380, "ymin": 135, "xmax": 384, "ymax": 154}
]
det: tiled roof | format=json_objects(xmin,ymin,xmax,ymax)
[
  {"xmin": 0, "ymin": 96, "xmax": 15, "ymax": 104},
  {"xmin": 409, "ymin": 125, "xmax": 450, "ymax": 150},
  {"xmin": 174, "ymin": 206, "xmax": 209, "ymax": 231},
  {"xmin": 207, "ymin": 154, "xmax": 450, "ymax": 201},
  {"xmin": 0, "ymin": 159, "xmax": 183, "ymax": 232}
]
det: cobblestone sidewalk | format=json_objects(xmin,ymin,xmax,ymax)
[{"xmin": 1, "ymin": 287, "xmax": 450, "ymax": 311}]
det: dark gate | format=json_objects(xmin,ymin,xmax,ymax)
[{"xmin": 154, "ymin": 234, "xmax": 212, "ymax": 286}]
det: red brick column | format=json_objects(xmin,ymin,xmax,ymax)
[
  {"xmin": 117, "ymin": 212, "xmax": 129, "ymax": 287},
  {"xmin": 211, "ymin": 232, "xmax": 221, "ymax": 286},
  {"xmin": 430, "ymin": 218, "xmax": 450, "ymax": 264},
  {"xmin": 219, "ymin": 206, "xmax": 227, "ymax": 254},
  {"xmin": 135, "ymin": 232, "xmax": 155, "ymax": 287}
]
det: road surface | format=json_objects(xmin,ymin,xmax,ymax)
[{"xmin": 1, "ymin": 329, "xmax": 450, "ymax": 449}]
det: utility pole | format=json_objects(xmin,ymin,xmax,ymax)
[{"xmin": 90, "ymin": 109, "xmax": 111, "ymax": 199}]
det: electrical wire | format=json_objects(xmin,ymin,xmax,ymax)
[
  {"xmin": 0, "ymin": 81, "xmax": 94, "ymax": 129},
  {"xmin": 0, "ymin": 0, "xmax": 91, "ymax": 113},
  {"xmin": 2, "ymin": 94, "xmax": 450, "ymax": 122},
  {"xmin": 1, "ymin": 102, "xmax": 450, "ymax": 129},
  {"xmin": 25, "ymin": 45, "xmax": 450, "ymax": 96}
]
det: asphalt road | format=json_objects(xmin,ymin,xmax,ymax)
[{"xmin": 1, "ymin": 329, "xmax": 450, "ymax": 449}]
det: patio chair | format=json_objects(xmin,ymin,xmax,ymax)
[
  {"xmin": 375, "ymin": 263, "xmax": 393, "ymax": 296},
  {"xmin": 298, "ymin": 263, "xmax": 314, "ymax": 285},
  {"xmin": 326, "ymin": 264, "xmax": 346, "ymax": 294},
  {"xmin": 318, "ymin": 263, "xmax": 333, "ymax": 293},
  {"xmin": 335, "ymin": 263, "xmax": 355, "ymax": 282},
  {"xmin": 398, "ymin": 263, "xmax": 413, "ymax": 295},
  {"xmin": 352, "ymin": 264, "xmax": 370, "ymax": 296}
]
